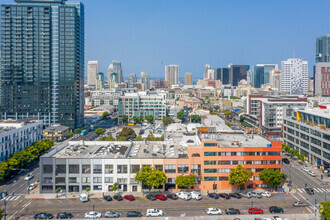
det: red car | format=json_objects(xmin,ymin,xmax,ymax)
[
  {"xmin": 124, "ymin": 194, "xmax": 135, "ymax": 201},
  {"xmin": 155, "ymin": 194, "xmax": 167, "ymax": 200},
  {"xmin": 248, "ymin": 208, "xmax": 263, "ymax": 214}
]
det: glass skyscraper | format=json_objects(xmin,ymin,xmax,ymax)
[
  {"xmin": 0, "ymin": 0, "xmax": 84, "ymax": 129},
  {"xmin": 316, "ymin": 35, "xmax": 330, "ymax": 62},
  {"xmin": 253, "ymin": 64, "xmax": 277, "ymax": 88}
]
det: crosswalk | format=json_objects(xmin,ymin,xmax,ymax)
[
  {"xmin": 296, "ymin": 188, "xmax": 330, "ymax": 193},
  {"xmin": 0, "ymin": 195, "xmax": 21, "ymax": 201}
]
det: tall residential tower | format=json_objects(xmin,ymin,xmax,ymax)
[
  {"xmin": 281, "ymin": 58, "xmax": 308, "ymax": 95},
  {"xmin": 87, "ymin": 61, "xmax": 99, "ymax": 86},
  {"xmin": 165, "ymin": 65, "xmax": 179, "ymax": 86}
]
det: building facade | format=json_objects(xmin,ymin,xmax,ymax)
[
  {"xmin": 107, "ymin": 60, "xmax": 123, "ymax": 83},
  {"xmin": 253, "ymin": 64, "xmax": 277, "ymax": 88},
  {"xmin": 141, "ymin": 71, "xmax": 150, "ymax": 90},
  {"xmin": 283, "ymin": 106, "xmax": 330, "ymax": 169},
  {"xmin": 87, "ymin": 61, "xmax": 99, "ymax": 86},
  {"xmin": 214, "ymin": 68, "xmax": 229, "ymax": 84},
  {"xmin": 165, "ymin": 65, "xmax": 179, "ymax": 86},
  {"xmin": 281, "ymin": 58, "xmax": 308, "ymax": 95},
  {"xmin": 185, "ymin": 72, "xmax": 192, "ymax": 85},
  {"xmin": 0, "ymin": 119, "xmax": 43, "ymax": 161},
  {"xmin": 229, "ymin": 65, "xmax": 249, "ymax": 86},
  {"xmin": 127, "ymin": 73, "xmax": 137, "ymax": 88},
  {"xmin": 269, "ymin": 69, "xmax": 281, "ymax": 91},
  {"xmin": 96, "ymin": 72, "xmax": 104, "ymax": 90},
  {"xmin": 316, "ymin": 35, "xmax": 330, "ymax": 63},
  {"xmin": 0, "ymin": 0, "xmax": 85, "ymax": 129},
  {"xmin": 314, "ymin": 62, "xmax": 330, "ymax": 97}
]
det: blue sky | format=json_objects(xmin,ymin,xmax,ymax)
[{"xmin": 2, "ymin": 0, "xmax": 330, "ymax": 79}]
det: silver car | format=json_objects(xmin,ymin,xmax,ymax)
[
  {"xmin": 239, "ymin": 192, "xmax": 251, "ymax": 198},
  {"xmin": 250, "ymin": 191, "xmax": 262, "ymax": 198},
  {"xmin": 104, "ymin": 211, "xmax": 120, "ymax": 218}
]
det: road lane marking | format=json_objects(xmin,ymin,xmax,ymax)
[
  {"xmin": 306, "ymin": 207, "xmax": 312, "ymax": 213},
  {"xmin": 14, "ymin": 196, "xmax": 20, "ymax": 200},
  {"xmin": 297, "ymin": 188, "xmax": 303, "ymax": 193},
  {"xmin": 313, "ymin": 188, "xmax": 319, "ymax": 193},
  {"xmin": 9, "ymin": 196, "xmax": 15, "ymax": 201},
  {"xmin": 326, "ymin": 189, "xmax": 330, "ymax": 193},
  {"xmin": 319, "ymin": 188, "xmax": 326, "ymax": 193},
  {"xmin": 297, "ymin": 193, "xmax": 318, "ymax": 211}
]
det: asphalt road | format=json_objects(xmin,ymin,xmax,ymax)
[{"xmin": 2, "ymin": 193, "xmax": 313, "ymax": 219}]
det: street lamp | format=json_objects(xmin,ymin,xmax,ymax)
[{"xmin": 251, "ymin": 200, "xmax": 253, "ymax": 215}]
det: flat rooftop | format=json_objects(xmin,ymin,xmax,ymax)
[
  {"xmin": 199, "ymin": 131, "xmax": 272, "ymax": 148},
  {"xmin": 52, "ymin": 141, "xmax": 187, "ymax": 159},
  {"xmin": 0, "ymin": 119, "xmax": 41, "ymax": 135},
  {"xmin": 299, "ymin": 106, "xmax": 330, "ymax": 120}
]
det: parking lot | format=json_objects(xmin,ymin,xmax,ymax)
[{"xmin": 4, "ymin": 192, "xmax": 315, "ymax": 219}]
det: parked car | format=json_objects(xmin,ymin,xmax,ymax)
[
  {"xmin": 27, "ymin": 183, "xmax": 37, "ymax": 191},
  {"xmin": 34, "ymin": 213, "xmax": 54, "ymax": 219},
  {"xmin": 269, "ymin": 206, "xmax": 284, "ymax": 214},
  {"xmin": 273, "ymin": 216, "xmax": 283, "ymax": 220},
  {"xmin": 113, "ymin": 194, "xmax": 123, "ymax": 201},
  {"xmin": 24, "ymin": 173, "xmax": 34, "ymax": 181},
  {"xmin": 240, "ymin": 192, "xmax": 251, "ymax": 198},
  {"xmin": 293, "ymin": 201, "xmax": 307, "ymax": 207},
  {"xmin": 104, "ymin": 211, "xmax": 120, "ymax": 218},
  {"xmin": 248, "ymin": 208, "xmax": 263, "ymax": 214},
  {"xmin": 85, "ymin": 212, "xmax": 102, "ymax": 219},
  {"xmin": 305, "ymin": 187, "xmax": 314, "ymax": 195},
  {"xmin": 146, "ymin": 194, "xmax": 156, "ymax": 201},
  {"xmin": 56, "ymin": 212, "xmax": 73, "ymax": 219},
  {"xmin": 167, "ymin": 193, "xmax": 178, "ymax": 200},
  {"xmin": 146, "ymin": 209, "xmax": 163, "ymax": 217},
  {"xmin": 103, "ymin": 195, "xmax": 113, "ymax": 201},
  {"xmin": 308, "ymin": 170, "xmax": 316, "ymax": 177},
  {"xmin": 155, "ymin": 194, "xmax": 167, "ymax": 201},
  {"xmin": 282, "ymin": 158, "xmax": 290, "ymax": 164},
  {"xmin": 208, "ymin": 193, "xmax": 219, "ymax": 199},
  {"xmin": 229, "ymin": 193, "xmax": 242, "ymax": 199},
  {"xmin": 127, "ymin": 211, "xmax": 142, "ymax": 217},
  {"xmin": 190, "ymin": 191, "xmax": 202, "ymax": 200},
  {"xmin": 124, "ymin": 194, "xmax": 135, "ymax": 201},
  {"xmin": 206, "ymin": 208, "xmax": 222, "ymax": 215},
  {"xmin": 176, "ymin": 192, "xmax": 191, "ymax": 200},
  {"xmin": 219, "ymin": 193, "xmax": 230, "ymax": 199},
  {"xmin": 225, "ymin": 208, "xmax": 240, "ymax": 215},
  {"xmin": 250, "ymin": 191, "xmax": 262, "ymax": 198},
  {"xmin": 301, "ymin": 166, "xmax": 308, "ymax": 171},
  {"xmin": 261, "ymin": 192, "xmax": 271, "ymax": 198}
]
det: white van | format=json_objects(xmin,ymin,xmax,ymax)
[
  {"xmin": 80, "ymin": 193, "xmax": 89, "ymax": 202},
  {"xmin": 190, "ymin": 191, "xmax": 202, "ymax": 200},
  {"xmin": 176, "ymin": 192, "xmax": 191, "ymax": 200}
]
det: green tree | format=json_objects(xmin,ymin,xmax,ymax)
[
  {"xmin": 177, "ymin": 111, "xmax": 184, "ymax": 121},
  {"xmin": 99, "ymin": 134, "xmax": 114, "ymax": 141},
  {"xmin": 134, "ymin": 166, "xmax": 167, "ymax": 192},
  {"xmin": 239, "ymin": 115, "xmax": 245, "ymax": 123},
  {"xmin": 145, "ymin": 133, "xmax": 155, "ymax": 141},
  {"xmin": 175, "ymin": 174, "xmax": 197, "ymax": 189},
  {"xmin": 133, "ymin": 116, "xmax": 144, "ymax": 124},
  {"xmin": 55, "ymin": 187, "xmax": 62, "ymax": 198},
  {"xmin": 112, "ymin": 182, "xmax": 119, "ymax": 192},
  {"xmin": 229, "ymin": 164, "xmax": 253, "ymax": 190},
  {"xmin": 134, "ymin": 135, "xmax": 143, "ymax": 141},
  {"xmin": 95, "ymin": 128, "xmax": 105, "ymax": 135},
  {"xmin": 86, "ymin": 187, "xmax": 91, "ymax": 197},
  {"xmin": 145, "ymin": 115, "xmax": 154, "ymax": 124},
  {"xmin": 65, "ymin": 132, "xmax": 74, "ymax": 138},
  {"xmin": 320, "ymin": 201, "xmax": 330, "ymax": 219},
  {"xmin": 122, "ymin": 115, "xmax": 128, "ymax": 124},
  {"xmin": 102, "ymin": 112, "xmax": 110, "ymax": 118},
  {"xmin": 190, "ymin": 114, "xmax": 202, "ymax": 123},
  {"xmin": 162, "ymin": 117, "xmax": 175, "ymax": 127},
  {"xmin": 117, "ymin": 127, "xmax": 136, "ymax": 141},
  {"xmin": 0, "ymin": 208, "xmax": 3, "ymax": 219},
  {"xmin": 259, "ymin": 169, "xmax": 284, "ymax": 190}
]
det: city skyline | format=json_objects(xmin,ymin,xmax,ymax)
[{"xmin": 2, "ymin": 0, "xmax": 329, "ymax": 78}]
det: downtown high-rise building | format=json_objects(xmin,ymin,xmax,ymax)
[
  {"xmin": 0, "ymin": 0, "xmax": 85, "ymax": 129},
  {"xmin": 87, "ymin": 61, "xmax": 99, "ymax": 86},
  {"xmin": 185, "ymin": 72, "xmax": 192, "ymax": 85},
  {"xmin": 281, "ymin": 58, "xmax": 308, "ymax": 95},
  {"xmin": 141, "ymin": 71, "xmax": 150, "ymax": 90},
  {"xmin": 96, "ymin": 72, "xmax": 104, "ymax": 90},
  {"xmin": 314, "ymin": 35, "xmax": 330, "ymax": 97},
  {"xmin": 253, "ymin": 64, "xmax": 278, "ymax": 88},
  {"xmin": 214, "ymin": 68, "xmax": 229, "ymax": 84},
  {"xmin": 127, "ymin": 73, "xmax": 137, "ymax": 88},
  {"xmin": 229, "ymin": 65, "xmax": 249, "ymax": 86},
  {"xmin": 107, "ymin": 60, "xmax": 123, "ymax": 83},
  {"xmin": 316, "ymin": 35, "xmax": 330, "ymax": 62},
  {"xmin": 269, "ymin": 69, "xmax": 281, "ymax": 91},
  {"xmin": 165, "ymin": 65, "xmax": 179, "ymax": 86}
]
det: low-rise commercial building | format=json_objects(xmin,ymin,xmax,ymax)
[
  {"xmin": 43, "ymin": 125, "xmax": 70, "ymax": 142},
  {"xmin": 177, "ymin": 98, "xmax": 202, "ymax": 110},
  {"xmin": 0, "ymin": 119, "xmax": 43, "ymax": 161}
]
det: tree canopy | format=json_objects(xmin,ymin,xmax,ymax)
[
  {"xmin": 117, "ymin": 127, "xmax": 136, "ymax": 141},
  {"xmin": 99, "ymin": 133, "xmax": 114, "ymax": 141},
  {"xmin": 162, "ymin": 117, "xmax": 175, "ymax": 127},
  {"xmin": 134, "ymin": 166, "xmax": 167, "ymax": 191},
  {"xmin": 175, "ymin": 174, "xmax": 197, "ymax": 189},
  {"xmin": 145, "ymin": 115, "xmax": 154, "ymax": 124},
  {"xmin": 133, "ymin": 116, "xmax": 144, "ymax": 124},
  {"xmin": 122, "ymin": 115, "xmax": 128, "ymax": 123},
  {"xmin": 229, "ymin": 164, "xmax": 253, "ymax": 189},
  {"xmin": 190, "ymin": 114, "xmax": 202, "ymax": 123},
  {"xmin": 177, "ymin": 111, "xmax": 184, "ymax": 121},
  {"xmin": 102, "ymin": 112, "xmax": 110, "ymax": 118},
  {"xmin": 95, "ymin": 128, "xmax": 105, "ymax": 135},
  {"xmin": 145, "ymin": 133, "xmax": 164, "ymax": 141},
  {"xmin": 259, "ymin": 169, "xmax": 284, "ymax": 189},
  {"xmin": 320, "ymin": 201, "xmax": 330, "ymax": 219}
]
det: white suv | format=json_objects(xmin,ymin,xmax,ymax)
[
  {"xmin": 261, "ymin": 191, "xmax": 271, "ymax": 198},
  {"xmin": 24, "ymin": 173, "xmax": 33, "ymax": 181},
  {"xmin": 206, "ymin": 208, "xmax": 222, "ymax": 215},
  {"xmin": 176, "ymin": 192, "xmax": 191, "ymax": 200},
  {"xmin": 190, "ymin": 191, "xmax": 202, "ymax": 200},
  {"xmin": 146, "ymin": 209, "xmax": 163, "ymax": 217}
]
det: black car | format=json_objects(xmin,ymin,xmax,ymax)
[
  {"xmin": 219, "ymin": 193, "xmax": 230, "ymax": 199},
  {"xmin": 56, "ymin": 212, "xmax": 73, "ymax": 219},
  {"xmin": 305, "ymin": 187, "xmax": 314, "ymax": 195},
  {"xmin": 34, "ymin": 213, "xmax": 54, "ymax": 219},
  {"xmin": 127, "ymin": 211, "xmax": 142, "ymax": 217},
  {"xmin": 269, "ymin": 206, "xmax": 284, "ymax": 213},
  {"xmin": 282, "ymin": 158, "xmax": 290, "ymax": 164},
  {"xmin": 167, "ymin": 193, "xmax": 178, "ymax": 200},
  {"xmin": 225, "ymin": 208, "xmax": 240, "ymax": 215},
  {"xmin": 104, "ymin": 195, "xmax": 113, "ymax": 201},
  {"xmin": 113, "ymin": 194, "xmax": 123, "ymax": 201},
  {"xmin": 208, "ymin": 193, "xmax": 219, "ymax": 199},
  {"xmin": 229, "ymin": 193, "xmax": 241, "ymax": 199},
  {"xmin": 146, "ymin": 194, "xmax": 156, "ymax": 201}
]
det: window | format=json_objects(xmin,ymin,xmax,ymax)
[
  {"xmin": 255, "ymin": 168, "xmax": 263, "ymax": 172},
  {"xmin": 204, "ymin": 152, "xmax": 216, "ymax": 156},
  {"xmin": 204, "ymin": 160, "xmax": 216, "ymax": 165},
  {"xmin": 55, "ymin": 177, "xmax": 65, "ymax": 184},
  {"xmin": 218, "ymin": 161, "xmax": 230, "ymax": 165},
  {"xmin": 204, "ymin": 143, "xmax": 217, "ymax": 147},
  {"xmin": 69, "ymin": 177, "xmax": 78, "ymax": 183},
  {"xmin": 130, "ymin": 178, "xmax": 137, "ymax": 184},
  {"xmin": 165, "ymin": 165, "xmax": 176, "ymax": 173},
  {"xmin": 105, "ymin": 177, "xmax": 113, "ymax": 183},
  {"xmin": 69, "ymin": 165, "xmax": 79, "ymax": 174},
  {"xmin": 82, "ymin": 177, "xmax": 90, "ymax": 183},
  {"xmin": 117, "ymin": 178, "xmax": 127, "ymax": 184},
  {"xmin": 311, "ymin": 146, "xmax": 321, "ymax": 155},
  {"xmin": 218, "ymin": 168, "xmax": 230, "ymax": 173},
  {"xmin": 43, "ymin": 177, "xmax": 52, "ymax": 184},
  {"xmin": 268, "ymin": 152, "xmax": 281, "ymax": 156},
  {"xmin": 204, "ymin": 169, "xmax": 217, "ymax": 173},
  {"xmin": 191, "ymin": 153, "xmax": 200, "ymax": 157},
  {"xmin": 245, "ymin": 161, "xmax": 252, "ymax": 165},
  {"xmin": 117, "ymin": 165, "xmax": 127, "ymax": 174},
  {"xmin": 204, "ymin": 176, "xmax": 217, "ymax": 181},
  {"xmin": 311, "ymin": 137, "xmax": 321, "ymax": 146},
  {"xmin": 93, "ymin": 185, "xmax": 102, "ymax": 191},
  {"xmin": 132, "ymin": 185, "xmax": 138, "ymax": 191},
  {"xmin": 191, "ymin": 164, "xmax": 201, "ymax": 174},
  {"xmin": 82, "ymin": 165, "xmax": 91, "ymax": 174},
  {"xmin": 93, "ymin": 164, "xmax": 102, "ymax": 174},
  {"xmin": 55, "ymin": 164, "xmax": 66, "ymax": 174},
  {"xmin": 218, "ymin": 176, "xmax": 228, "ymax": 181},
  {"xmin": 43, "ymin": 165, "xmax": 53, "ymax": 173},
  {"xmin": 93, "ymin": 177, "xmax": 102, "ymax": 183},
  {"xmin": 177, "ymin": 165, "xmax": 189, "ymax": 173},
  {"xmin": 243, "ymin": 152, "xmax": 255, "ymax": 156},
  {"xmin": 104, "ymin": 164, "xmax": 113, "ymax": 174},
  {"xmin": 155, "ymin": 165, "xmax": 163, "ymax": 171},
  {"xmin": 311, "ymin": 129, "xmax": 321, "ymax": 137},
  {"xmin": 130, "ymin": 165, "xmax": 140, "ymax": 173}
]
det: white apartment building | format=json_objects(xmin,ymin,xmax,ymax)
[
  {"xmin": 281, "ymin": 58, "xmax": 308, "ymax": 95},
  {"xmin": 0, "ymin": 119, "xmax": 43, "ymax": 161},
  {"xmin": 85, "ymin": 89, "xmax": 121, "ymax": 107},
  {"xmin": 165, "ymin": 65, "xmax": 179, "ymax": 86},
  {"xmin": 269, "ymin": 69, "xmax": 281, "ymax": 91},
  {"xmin": 87, "ymin": 61, "xmax": 99, "ymax": 86}
]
